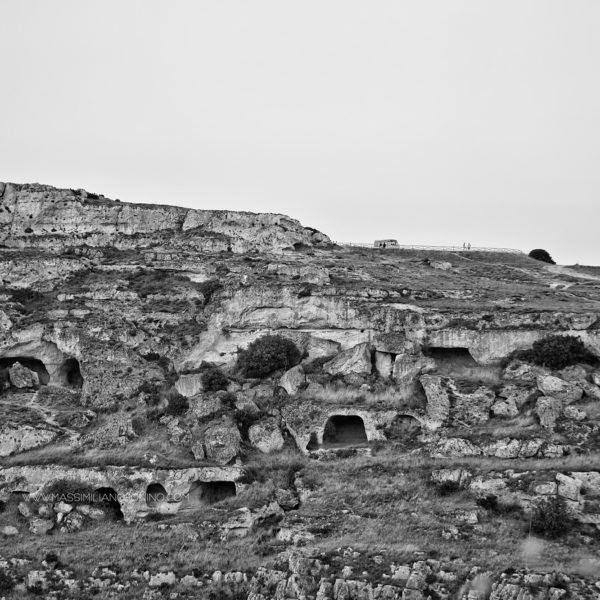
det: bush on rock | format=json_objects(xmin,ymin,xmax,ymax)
[
  {"xmin": 237, "ymin": 335, "xmax": 301, "ymax": 378},
  {"xmin": 514, "ymin": 335, "xmax": 597, "ymax": 371}
]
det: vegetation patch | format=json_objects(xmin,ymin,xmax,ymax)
[
  {"xmin": 512, "ymin": 334, "xmax": 597, "ymax": 370},
  {"xmin": 237, "ymin": 335, "xmax": 301, "ymax": 378}
]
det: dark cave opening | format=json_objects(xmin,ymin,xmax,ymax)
[
  {"xmin": 0, "ymin": 356, "xmax": 50, "ymax": 385},
  {"xmin": 323, "ymin": 415, "xmax": 368, "ymax": 446},
  {"xmin": 184, "ymin": 481, "xmax": 237, "ymax": 507}
]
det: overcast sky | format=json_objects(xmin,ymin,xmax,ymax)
[{"xmin": 1, "ymin": 1, "xmax": 599, "ymax": 264}]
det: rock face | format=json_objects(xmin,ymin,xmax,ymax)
[
  {"xmin": 248, "ymin": 418, "xmax": 285, "ymax": 453},
  {"xmin": 194, "ymin": 419, "xmax": 242, "ymax": 465},
  {"xmin": 279, "ymin": 365, "xmax": 306, "ymax": 395},
  {"xmin": 324, "ymin": 343, "xmax": 372, "ymax": 376},
  {"xmin": 0, "ymin": 183, "xmax": 331, "ymax": 253},
  {"xmin": 0, "ymin": 425, "xmax": 58, "ymax": 457}
]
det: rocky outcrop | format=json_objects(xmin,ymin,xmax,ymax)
[
  {"xmin": 323, "ymin": 343, "xmax": 372, "ymax": 376},
  {"xmin": 0, "ymin": 425, "xmax": 58, "ymax": 457},
  {"xmin": 0, "ymin": 464, "xmax": 243, "ymax": 522},
  {"xmin": 248, "ymin": 418, "xmax": 285, "ymax": 453},
  {"xmin": 0, "ymin": 182, "xmax": 331, "ymax": 253}
]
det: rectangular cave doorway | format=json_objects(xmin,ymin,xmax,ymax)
[
  {"xmin": 322, "ymin": 415, "xmax": 368, "ymax": 447},
  {"xmin": 183, "ymin": 481, "xmax": 237, "ymax": 508}
]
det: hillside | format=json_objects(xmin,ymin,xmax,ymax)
[{"xmin": 1, "ymin": 182, "xmax": 600, "ymax": 599}]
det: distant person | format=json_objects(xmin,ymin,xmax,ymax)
[
  {"xmin": 383, "ymin": 242, "xmax": 386, "ymax": 249},
  {"xmin": 467, "ymin": 242, "xmax": 471, "ymax": 251},
  {"xmin": 462, "ymin": 242, "xmax": 466, "ymax": 250}
]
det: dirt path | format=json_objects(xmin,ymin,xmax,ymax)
[{"xmin": 546, "ymin": 265, "xmax": 600, "ymax": 282}]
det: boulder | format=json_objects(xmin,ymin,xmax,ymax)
[
  {"xmin": 29, "ymin": 518, "xmax": 54, "ymax": 535},
  {"xmin": 503, "ymin": 360, "xmax": 549, "ymax": 383},
  {"xmin": 563, "ymin": 406, "xmax": 586, "ymax": 421},
  {"xmin": 537, "ymin": 375, "xmax": 582, "ymax": 404},
  {"xmin": 536, "ymin": 396, "xmax": 563, "ymax": 430},
  {"xmin": 420, "ymin": 375, "xmax": 450, "ymax": 427},
  {"xmin": 556, "ymin": 473, "xmax": 582, "ymax": 502},
  {"xmin": 248, "ymin": 418, "xmax": 285, "ymax": 454},
  {"xmin": 305, "ymin": 337, "xmax": 341, "ymax": 359},
  {"xmin": 197, "ymin": 419, "xmax": 241, "ymax": 465},
  {"xmin": 491, "ymin": 397, "xmax": 519, "ymax": 418},
  {"xmin": 149, "ymin": 572, "xmax": 177, "ymax": 587},
  {"xmin": 324, "ymin": 343, "xmax": 372, "ymax": 376},
  {"xmin": 559, "ymin": 365, "xmax": 589, "ymax": 382},
  {"xmin": 279, "ymin": 366, "xmax": 305, "ymax": 395},
  {"xmin": 60, "ymin": 511, "xmax": 84, "ymax": 533},
  {"xmin": 1, "ymin": 525, "xmax": 18, "ymax": 536},
  {"xmin": 8, "ymin": 362, "xmax": 39, "ymax": 388},
  {"xmin": 275, "ymin": 488, "xmax": 299, "ymax": 510},
  {"xmin": 18, "ymin": 501, "xmax": 32, "ymax": 518},
  {"xmin": 374, "ymin": 352, "xmax": 393, "ymax": 379},
  {"xmin": 592, "ymin": 371, "xmax": 600, "ymax": 387},
  {"xmin": 498, "ymin": 384, "xmax": 536, "ymax": 409},
  {"xmin": 393, "ymin": 354, "xmax": 435, "ymax": 383}
]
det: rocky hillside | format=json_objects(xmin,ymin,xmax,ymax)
[{"xmin": 1, "ymin": 182, "xmax": 600, "ymax": 599}]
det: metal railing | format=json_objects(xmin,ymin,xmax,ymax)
[{"xmin": 335, "ymin": 242, "xmax": 523, "ymax": 254}]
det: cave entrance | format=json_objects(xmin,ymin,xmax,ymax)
[
  {"xmin": 94, "ymin": 487, "xmax": 123, "ymax": 520},
  {"xmin": 0, "ymin": 357, "xmax": 50, "ymax": 385},
  {"xmin": 146, "ymin": 483, "xmax": 168, "ymax": 509},
  {"xmin": 423, "ymin": 347, "xmax": 477, "ymax": 366},
  {"xmin": 59, "ymin": 358, "xmax": 83, "ymax": 388},
  {"xmin": 184, "ymin": 481, "xmax": 236, "ymax": 507},
  {"xmin": 323, "ymin": 415, "xmax": 368, "ymax": 446}
]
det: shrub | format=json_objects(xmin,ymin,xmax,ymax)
[
  {"xmin": 165, "ymin": 392, "xmax": 189, "ymax": 416},
  {"xmin": 197, "ymin": 279, "xmax": 222, "ymax": 305},
  {"xmin": 529, "ymin": 249, "xmax": 556, "ymax": 264},
  {"xmin": 531, "ymin": 495, "xmax": 572, "ymax": 538},
  {"xmin": 201, "ymin": 366, "xmax": 229, "ymax": 391},
  {"xmin": 41, "ymin": 479, "xmax": 95, "ymax": 505},
  {"xmin": 237, "ymin": 335, "xmax": 301, "ymax": 378},
  {"xmin": 515, "ymin": 334, "xmax": 597, "ymax": 370},
  {"xmin": 0, "ymin": 570, "xmax": 14, "ymax": 594}
]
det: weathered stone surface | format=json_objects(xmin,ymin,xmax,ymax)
[
  {"xmin": 149, "ymin": 572, "xmax": 177, "ymax": 587},
  {"xmin": 0, "ymin": 425, "xmax": 58, "ymax": 457},
  {"xmin": 196, "ymin": 419, "xmax": 242, "ymax": 465},
  {"xmin": 1, "ymin": 525, "xmax": 19, "ymax": 536},
  {"xmin": 248, "ymin": 418, "xmax": 285, "ymax": 454},
  {"xmin": 498, "ymin": 384, "xmax": 536, "ymax": 408},
  {"xmin": 8, "ymin": 362, "xmax": 39, "ymax": 388},
  {"xmin": 536, "ymin": 396, "xmax": 563, "ymax": 429},
  {"xmin": 420, "ymin": 375, "xmax": 450, "ymax": 427},
  {"xmin": 60, "ymin": 511, "xmax": 84, "ymax": 533},
  {"xmin": 29, "ymin": 518, "xmax": 54, "ymax": 535},
  {"xmin": 279, "ymin": 365, "xmax": 306, "ymax": 395},
  {"xmin": 175, "ymin": 373, "xmax": 204, "ymax": 397},
  {"xmin": 393, "ymin": 354, "xmax": 435, "ymax": 383},
  {"xmin": 451, "ymin": 384, "xmax": 495, "ymax": 425},
  {"xmin": 537, "ymin": 375, "xmax": 582, "ymax": 403},
  {"xmin": 503, "ymin": 360, "xmax": 549, "ymax": 383},
  {"xmin": 430, "ymin": 438, "xmax": 481, "ymax": 458},
  {"xmin": 324, "ymin": 343, "xmax": 372, "ymax": 376},
  {"xmin": 374, "ymin": 351, "xmax": 393, "ymax": 379},
  {"xmin": 563, "ymin": 406, "xmax": 586, "ymax": 421},
  {"xmin": 556, "ymin": 473, "xmax": 582, "ymax": 501},
  {"xmin": 491, "ymin": 397, "xmax": 519, "ymax": 418}
]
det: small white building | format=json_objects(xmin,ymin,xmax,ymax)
[{"xmin": 373, "ymin": 239, "xmax": 398, "ymax": 249}]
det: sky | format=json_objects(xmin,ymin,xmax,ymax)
[{"xmin": 1, "ymin": 1, "xmax": 599, "ymax": 265}]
